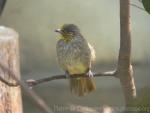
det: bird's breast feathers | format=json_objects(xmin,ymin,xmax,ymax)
[{"xmin": 56, "ymin": 37, "xmax": 95, "ymax": 74}]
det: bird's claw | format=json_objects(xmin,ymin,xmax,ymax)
[{"xmin": 86, "ymin": 70, "xmax": 94, "ymax": 77}]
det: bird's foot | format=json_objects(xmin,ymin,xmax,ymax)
[
  {"xmin": 86, "ymin": 70, "xmax": 94, "ymax": 77},
  {"xmin": 65, "ymin": 71, "xmax": 70, "ymax": 78}
]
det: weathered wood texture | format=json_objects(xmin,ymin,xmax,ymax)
[{"xmin": 0, "ymin": 26, "xmax": 23, "ymax": 113}]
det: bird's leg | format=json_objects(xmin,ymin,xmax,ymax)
[
  {"xmin": 65, "ymin": 70, "xmax": 70, "ymax": 78},
  {"xmin": 86, "ymin": 70, "xmax": 94, "ymax": 77}
]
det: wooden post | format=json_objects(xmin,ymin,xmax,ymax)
[{"xmin": 0, "ymin": 26, "xmax": 23, "ymax": 113}]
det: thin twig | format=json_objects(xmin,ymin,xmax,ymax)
[
  {"xmin": 26, "ymin": 70, "xmax": 117, "ymax": 88},
  {"xmin": 0, "ymin": 61, "xmax": 53, "ymax": 113},
  {"xmin": 138, "ymin": 0, "xmax": 142, "ymax": 3},
  {"xmin": 130, "ymin": 3, "xmax": 145, "ymax": 11},
  {"xmin": 0, "ymin": 75, "xmax": 18, "ymax": 86}
]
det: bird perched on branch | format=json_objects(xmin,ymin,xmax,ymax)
[{"xmin": 55, "ymin": 24, "xmax": 96, "ymax": 96}]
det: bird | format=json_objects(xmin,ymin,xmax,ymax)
[{"xmin": 55, "ymin": 24, "xmax": 96, "ymax": 96}]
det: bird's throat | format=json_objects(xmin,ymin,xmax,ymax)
[{"xmin": 61, "ymin": 35, "xmax": 73, "ymax": 42}]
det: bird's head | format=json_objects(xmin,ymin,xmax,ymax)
[{"xmin": 55, "ymin": 24, "xmax": 80, "ymax": 41}]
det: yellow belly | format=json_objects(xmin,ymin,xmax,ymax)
[{"xmin": 67, "ymin": 63, "xmax": 87, "ymax": 74}]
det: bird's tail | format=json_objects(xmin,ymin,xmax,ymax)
[{"xmin": 70, "ymin": 77, "xmax": 96, "ymax": 96}]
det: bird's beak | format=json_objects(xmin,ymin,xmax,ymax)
[{"xmin": 55, "ymin": 29, "xmax": 62, "ymax": 34}]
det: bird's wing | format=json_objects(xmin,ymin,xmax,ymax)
[
  {"xmin": 88, "ymin": 43, "xmax": 96, "ymax": 62},
  {"xmin": 72, "ymin": 38, "xmax": 93, "ymax": 70}
]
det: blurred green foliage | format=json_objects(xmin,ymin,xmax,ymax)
[{"xmin": 142, "ymin": 0, "xmax": 150, "ymax": 14}]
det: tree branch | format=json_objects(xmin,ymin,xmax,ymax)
[
  {"xmin": 130, "ymin": 3, "xmax": 145, "ymax": 11},
  {"xmin": 26, "ymin": 70, "xmax": 117, "ymax": 88},
  {"xmin": 0, "ymin": 73, "xmax": 18, "ymax": 86},
  {"xmin": 0, "ymin": 0, "xmax": 7, "ymax": 16},
  {"xmin": 118, "ymin": 0, "xmax": 136, "ymax": 109},
  {"xmin": 0, "ymin": 61, "xmax": 53, "ymax": 113}
]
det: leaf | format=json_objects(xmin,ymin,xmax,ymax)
[{"xmin": 142, "ymin": 0, "xmax": 150, "ymax": 14}]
